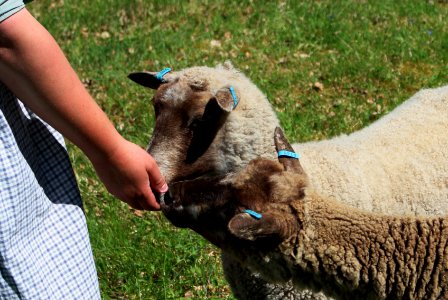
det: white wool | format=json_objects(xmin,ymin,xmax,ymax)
[{"xmin": 297, "ymin": 86, "xmax": 448, "ymax": 216}]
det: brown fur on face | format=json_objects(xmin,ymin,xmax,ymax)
[
  {"xmin": 162, "ymin": 158, "xmax": 307, "ymax": 218},
  {"xmin": 162, "ymin": 157, "xmax": 306, "ymax": 248},
  {"xmin": 148, "ymin": 78, "xmax": 237, "ymax": 183},
  {"xmin": 162, "ymin": 127, "xmax": 308, "ymax": 246},
  {"xmin": 148, "ymin": 79, "xmax": 215, "ymax": 182}
]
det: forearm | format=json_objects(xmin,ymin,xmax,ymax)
[{"xmin": 0, "ymin": 8, "xmax": 122, "ymax": 162}]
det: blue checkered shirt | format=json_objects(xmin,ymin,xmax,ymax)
[{"xmin": 0, "ymin": 80, "xmax": 101, "ymax": 299}]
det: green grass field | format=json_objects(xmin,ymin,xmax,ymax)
[{"xmin": 30, "ymin": 1, "xmax": 447, "ymax": 299}]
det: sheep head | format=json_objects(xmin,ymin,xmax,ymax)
[
  {"xmin": 228, "ymin": 127, "xmax": 307, "ymax": 242},
  {"xmin": 128, "ymin": 63, "xmax": 280, "ymax": 185},
  {"xmin": 160, "ymin": 127, "xmax": 307, "ymax": 248},
  {"xmin": 128, "ymin": 65, "xmax": 240, "ymax": 184}
]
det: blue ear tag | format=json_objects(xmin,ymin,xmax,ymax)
[
  {"xmin": 244, "ymin": 209, "xmax": 262, "ymax": 220},
  {"xmin": 156, "ymin": 68, "xmax": 172, "ymax": 81},
  {"xmin": 278, "ymin": 150, "xmax": 300, "ymax": 159},
  {"xmin": 229, "ymin": 86, "xmax": 238, "ymax": 109}
]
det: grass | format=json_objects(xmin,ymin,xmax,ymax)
[{"xmin": 29, "ymin": 0, "xmax": 447, "ymax": 299}]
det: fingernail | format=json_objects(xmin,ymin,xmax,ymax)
[{"xmin": 160, "ymin": 183, "xmax": 168, "ymax": 193}]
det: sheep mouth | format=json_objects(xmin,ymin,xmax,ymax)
[
  {"xmin": 158, "ymin": 191, "xmax": 194, "ymax": 228},
  {"xmin": 157, "ymin": 190, "xmax": 183, "ymax": 210},
  {"xmin": 161, "ymin": 172, "xmax": 224, "ymax": 206},
  {"xmin": 158, "ymin": 174, "xmax": 228, "ymax": 226},
  {"xmin": 155, "ymin": 175, "xmax": 204, "ymax": 210},
  {"xmin": 158, "ymin": 191, "xmax": 179, "ymax": 208}
]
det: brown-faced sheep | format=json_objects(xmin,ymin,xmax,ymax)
[
  {"xmin": 160, "ymin": 127, "xmax": 448, "ymax": 300},
  {"xmin": 129, "ymin": 63, "xmax": 448, "ymax": 299}
]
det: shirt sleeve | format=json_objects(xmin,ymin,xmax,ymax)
[{"xmin": 0, "ymin": 0, "xmax": 26, "ymax": 23}]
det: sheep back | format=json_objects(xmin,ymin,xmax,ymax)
[{"xmin": 295, "ymin": 85, "xmax": 448, "ymax": 216}]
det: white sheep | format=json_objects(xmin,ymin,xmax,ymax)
[
  {"xmin": 128, "ymin": 63, "xmax": 448, "ymax": 299},
  {"xmin": 161, "ymin": 127, "xmax": 448, "ymax": 300}
]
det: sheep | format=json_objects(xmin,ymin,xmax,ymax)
[
  {"xmin": 128, "ymin": 63, "xmax": 448, "ymax": 299},
  {"xmin": 160, "ymin": 127, "xmax": 448, "ymax": 300}
]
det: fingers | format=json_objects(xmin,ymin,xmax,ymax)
[
  {"xmin": 118, "ymin": 146, "xmax": 165, "ymax": 211},
  {"xmin": 274, "ymin": 127, "xmax": 305, "ymax": 174},
  {"xmin": 146, "ymin": 155, "xmax": 168, "ymax": 193},
  {"xmin": 126, "ymin": 182, "xmax": 161, "ymax": 211},
  {"xmin": 138, "ymin": 187, "xmax": 161, "ymax": 211},
  {"xmin": 134, "ymin": 154, "xmax": 165, "ymax": 211}
]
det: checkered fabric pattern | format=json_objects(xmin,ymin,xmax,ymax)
[
  {"xmin": 0, "ymin": 0, "xmax": 25, "ymax": 23},
  {"xmin": 0, "ymin": 82, "xmax": 101, "ymax": 299}
]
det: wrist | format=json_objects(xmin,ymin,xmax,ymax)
[{"xmin": 81, "ymin": 129, "xmax": 127, "ymax": 165}]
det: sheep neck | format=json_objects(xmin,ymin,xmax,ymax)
[{"xmin": 284, "ymin": 191, "xmax": 448, "ymax": 299}]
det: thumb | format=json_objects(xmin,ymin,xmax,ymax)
[{"xmin": 146, "ymin": 155, "xmax": 168, "ymax": 193}]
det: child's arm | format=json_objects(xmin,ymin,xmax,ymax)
[{"xmin": 0, "ymin": 8, "xmax": 167, "ymax": 210}]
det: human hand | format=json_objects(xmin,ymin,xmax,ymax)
[{"xmin": 90, "ymin": 138, "xmax": 167, "ymax": 210}]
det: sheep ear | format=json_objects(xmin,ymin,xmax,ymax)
[
  {"xmin": 213, "ymin": 86, "xmax": 239, "ymax": 113},
  {"xmin": 184, "ymin": 94, "xmax": 231, "ymax": 163},
  {"xmin": 184, "ymin": 87, "xmax": 237, "ymax": 163},
  {"xmin": 128, "ymin": 71, "xmax": 174, "ymax": 89},
  {"xmin": 274, "ymin": 127, "xmax": 305, "ymax": 174},
  {"xmin": 228, "ymin": 212, "xmax": 287, "ymax": 241}
]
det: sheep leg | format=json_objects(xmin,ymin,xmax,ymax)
[
  {"xmin": 221, "ymin": 252, "xmax": 328, "ymax": 300},
  {"xmin": 222, "ymin": 252, "xmax": 293, "ymax": 300}
]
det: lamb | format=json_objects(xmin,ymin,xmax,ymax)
[
  {"xmin": 160, "ymin": 127, "xmax": 448, "ymax": 300},
  {"xmin": 128, "ymin": 63, "xmax": 448, "ymax": 299}
]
